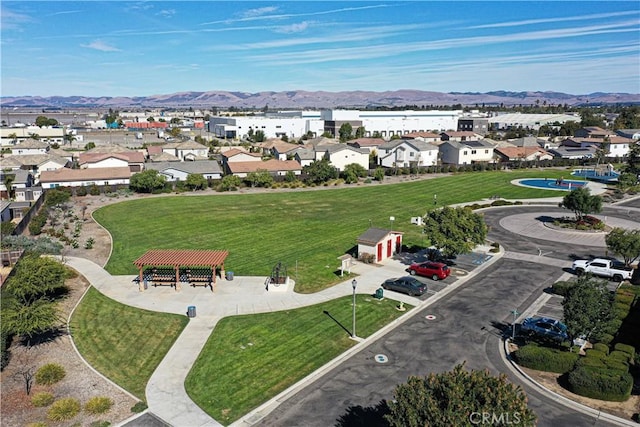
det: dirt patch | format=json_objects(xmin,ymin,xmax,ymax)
[
  {"xmin": 520, "ymin": 367, "xmax": 639, "ymax": 421},
  {"xmin": 0, "ymin": 273, "xmax": 139, "ymax": 426}
]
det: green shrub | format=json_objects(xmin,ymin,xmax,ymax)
[
  {"xmin": 595, "ymin": 333, "xmax": 614, "ymax": 345},
  {"xmin": 47, "ymin": 397, "xmax": 81, "ymax": 421},
  {"xmin": 567, "ymin": 367, "xmax": 633, "ymax": 401},
  {"xmin": 602, "ymin": 359, "xmax": 629, "ymax": 373},
  {"xmin": 602, "ymin": 319, "xmax": 623, "ymax": 335},
  {"xmin": 89, "ymin": 185, "xmax": 101, "ymax": 196},
  {"xmin": 613, "ymin": 343, "xmax": 636, "ymax": 359},
  {"xmin": 84, "ymin": 396, "xmax": 114, "ymax": 415},
  {"xmin": 585, "ymin": 349, "xmax": 607, "ymax": 360},
  {"xmin": 75, "ymin": 186, "xmax": 88, "ymax": 196},
  {"xmin": 513, "ymin": 344, "xmax": 579, "ymax": 373},
  {"xmin": 35, "ymin": 363, "xmax": 66, "ymax": 385},
  {"xmin": 615, "ymin": 293, "xmax": 635, "ymax": 305},
  {"xmin": 551, "ymin": 280, "xmax": 576, "ymax": 297},
  {"xmin": 575, "ymin": 356, "xmax": 605, "ymax": 369},
  {"xmin": 592, "ymin": 343, "xmax": 609, "ymax": 355},
  {"xmin": 131, "ymin": 401, "xmax": 148, "ymax": 413},
  {"xmin": 31, "ymin": 391, "xmax": 55, "ymax": 407},
  {"xmin": 608, "ymin": 350, "xmax": 631, "ymax": 363}
]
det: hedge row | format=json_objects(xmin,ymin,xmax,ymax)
[
  {"xmin": 567, "ymin": 367, "xmax": 633, "ymax": 402},
  {"xmin": 551, "ymin": 280, "xmax": 576, "ymax": 297},
  {"xmin": 513, "ymin": 344, "xmax": 579, "ymax": 374}
]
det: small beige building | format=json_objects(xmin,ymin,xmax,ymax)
[{"xmin": 356, "ymin": 227, "xmax": 403, "ymax": 263}]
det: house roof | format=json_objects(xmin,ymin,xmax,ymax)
[
  {"xmin": 14, "ymin": 138, "xmax": 49, "ymax": 149},
  {"xmin": 379, "ymin": 139, "xmax": 438, "ymax": 151},
  {"xmin": 441, "ymin": 131, "xmax": 477, "ymax": 138},
  {"xmin": 39, "ymin": 167, "xmax": 131, "ymax": 183},
  {"xmin": 495, "ymin": 146, "xmax": 551, "ymax": 159},
  {"xmin": 228, "ymin": 159, "xmax": 301, "ymax": 174},
  {"xmin": 79, "ymin": 151, "xmax": 145, "ymax": 165},
  {"xmin": 145, "ymin": 160, "xmax": 223, "ymax": 174},
  {"xmin": 222, "ymin": 148, "xmax": 261, "ymax": 159},
  {"xmin": 403, "ymin": 132, "xmax": 441, "ymax": 139},
  {"xmin": 348, "ymin": 138, "xmax": 385, "ymax": 147},
  {"xmin": 292, "ymin": 147, "xmax": 316, "ymax": 160},
  {"xmin": 176, "ymin": 141, "xmax": 208, "ymax": 150},
  {"xmin": 323, "ymin": 144, "xmax": 368, "ymax": 154},
  {"xmin": 150, "ymin": 152, "xmax": 181, "ymax": 162},
  {"xmin": 133, "ymin": 249, "xmax": 229, "ymax": 268},
  {"xmin": 264, "ymin": 140, "xmax": 300, "ymax": 153},
  {"xmin": 444, "ymin": 139, "xmax": 494, "ymax": 150},
  {"xmin": 3, "ymin": 153, "xmax": 68, "ymax": 168},
  {"xmin": 146, "ymin": 145, "xmax": 164, "ymax": 156},
  {"xmin": 356, "ymin": 227, "xmax": 402, "ymax": 246},
  {"xmin": 85, "ymin": 144, "xmax": 134, "ymax": 154}
]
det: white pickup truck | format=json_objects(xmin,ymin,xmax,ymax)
[{"xmin": 572, "ymin": 258, "xmax": 633, "ymax": 282}]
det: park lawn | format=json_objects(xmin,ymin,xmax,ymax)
[
  {"xmin": 185, "ymin": 295, "xmax": 412, "ymax": 425},
  {"xmin": 69, "ymin": 287, "xmax": 189, "ymax": 400},
  {"xmin": 94, "ymin": 170, "xmax": 569, "ymax": 293}
]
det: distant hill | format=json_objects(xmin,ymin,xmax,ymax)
[{"xmin": 1, "ymin": 90, "xmax": 638, "ymax": 109}]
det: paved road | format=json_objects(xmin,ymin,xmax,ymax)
[{"xmin": 257, "ymin": 259, "xmax": 617, "ymax": 427}]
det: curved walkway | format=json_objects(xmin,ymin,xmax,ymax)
[{"xmin": 64, "ymin": 195, "xmax": 640, "ymax": 427}]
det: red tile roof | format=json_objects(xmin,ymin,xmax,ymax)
[
  {"xmin": 79, "ymin": 151, "xmax": 145, "ymax": 165},
  {"xmin": 133, "ymin": 249, "xmax": 229, "ymax": 268}
]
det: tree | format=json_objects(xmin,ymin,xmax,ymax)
[
  {"xmin": 63, "ymin": 133, "xmax": 76, "ymax": 146},
  {"xmin": 342, "ymin": 163, "xmax": 367, "ymax": 184},
  {"xmin": 168, "ymin": 127, "xmax": 182, "ymax": 138},
  {"xmin": 385, "ymin": 363, "xmax": 536, "ymax": 427},
  {"xmin": 220, "ymin": 175, "xmax": 241, "ymax": 191},
  {"xmin": 245, "ymin": 169, "xmax": 273, "ymax": 188},
  {"xmin": 254, "ymin": 130, "xmax": 266, "ymax": 142},
  {"xmin": 44, "ymin": 188, "xmax": 71, "ymax": 208},
  {"xmin": 613, "ymin": 106, "xmax": 640, "ymax": 130},
  {"xmin": 302, "ymin": 159, "xmax": 338, "ymax": 184},
  {"xmin": 562, "ymin": 275, "xmax": 614, "ymax": 344},
  {"xmin": 374, "ymin": 167, "xmax": 385, "ymax": 182},
  {"xmin": 84, "ymin": 142, "xmax": 96, "ymax": 151},
  {"xmin": 35, "ymin": 116, "xmax": 58, "ymax": 127},
  {"xmin": 129, "ymin": 170, "xmax": 167, "ymax": 193},
  {"xmin": 147, "ymin": 116, "xmax": 155, "ymax": 123},
  {"xmin": 355, "ymin": 126, "xmax": 365, "ymax": 138},
  {"xmin": 559, "ymin": 187, "xmax": 602, "ymax": 221},
  {"xmin": 623, "ymin": 141, "xmax": 640, "ymax": 176},
  {"xmin": 605, "ymin": 228, "xmax": 640, "ymax": 267},
  {"xmin": 185, "ymin": 173, "xmax": 208, "ymax": 191},
  {"xmin": 8, "ymin": 132, "xmax": 17, "ymax": 143},
  {"xmin": 422, "ymin": 206, "xmax": 487, "ymax": 258}
]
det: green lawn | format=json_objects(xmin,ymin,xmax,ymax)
[
  {"xmin": 94, "ymin": 170, "xmax": 569, "ymax": 293},
  {"xmin": 69, "ymin": 287, "xmax": 189, "ymax": 400},
  {"xmin": 185, "ymin": 295, "xmax": 412, "ymax": 425}
]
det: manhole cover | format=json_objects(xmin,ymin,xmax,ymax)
[
  {"xmin": 375, "ymin": 354, "xmax": 388, "ymax": 363},
  {"xmin": 425, "ymin": 315, "xmax": 436, "ymax": 320}
]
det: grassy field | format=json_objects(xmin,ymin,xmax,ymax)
[
  {"xmin": 185, "ymin": 295, "xmax": 412, "ymax": 425},
  {"xmin": 69, "ymin": 287, "xmax": 189, "ymax": 399},
  {"xmin": 94, "ymin": 170, "xmax": 569, "ymax": 292}
]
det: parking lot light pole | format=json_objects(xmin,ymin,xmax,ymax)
[
  {"xmin": 511, "ymin": 309, "xmax": 520, "ymax": 340},
  {"xmin": 352, "ymin": 279, "xmax": 358, "ymax": 338}
]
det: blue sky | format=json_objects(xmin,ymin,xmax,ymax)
[{"xmin": 2, "ymin": 1, "xmax": 639, "ymax": 97}]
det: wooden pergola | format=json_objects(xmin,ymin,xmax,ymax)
[{"xmin": 133, "ymin": 249, "xmax": 229, "ymax": 292}]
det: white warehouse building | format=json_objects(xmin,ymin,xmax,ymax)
[{"xmin": 209, "ymin": 109, "xmax": 462, "ymax": 141}]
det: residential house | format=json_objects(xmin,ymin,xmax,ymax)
[
  {"xmin": 439, "ymin": 140, "xmax": 494, "ymax": 165},
  {"xmin": 574, "ymin": 126, "xmax": 614, "ymax": 139},
  {"xmin": 378, "ymin": 139, "xmax": 439, "ymax": 168},
  {"xmin": 79, "ymin": 151, "xmax": 146, "ymax": 173},
  {"xmin": 494, "ymin": 146, "xmax": 553, "ymax": 162},
  {"xmin": 402, "ymin": 132, "xmax": 442, "ymax": 144},
  {"xmin": 10, "ymin": 138, "xmax": 49, "ymax": 155},
  {"xmin": 291, "ymin": 147, "xmax": 317, "ymax": 168},
  {"xmin": 440, "ymin": 131, "xmax": 480, "ymax": 142},
  {"xmin": 347, "ymin": 138, "xmax": 386, "ymax": 153},
  {"xmin": 162, "ymin": 141, "xmax": 209, "ymax": 161},
  {"xmin": 615, "ymin": 129, "xmax": 640, "ymax": 140},
  {"xmin": 6, "ymin": 170, "xmax": 42, "ymax": 202},
  {"xmin": 144, "ymin": 161, "xmax": 223, "ymax": 182},
  {"xmin": 1, "ymin": 153, "xmax": 69, "ymax": 179},
  {"xmin": 261, "ymin": 139, "xmax": 301, "ymax": 160},
  {"xmin": 318, "ymin": 144, "xmax": 369, "ymax": 171},
  {"xmin": 559, "ymin": 137, "xmax": 633, "ymax": 158},
  {"xmin": 39, "ymin": 167, "xmax": 131, "ymax": 189},
  {"xmin": 220, "ymin": 148, "xmax": 262, "ymax": 169},
  {"xmin": 226, "ymin": 159, "xmax": 302, "ymax": 178},
  {"xmin": 356, "ymin": 227, "xmax": 403, "ymax": 263},
  {"xmin": 548, "ymin": 146, "xmax": 598, "ymax": 159}
]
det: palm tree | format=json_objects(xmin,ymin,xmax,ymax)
[
  {"xmin": 8, "ymin": 132, "xmax": 17, "ymax": 144},
  {"xmin": 63, "ymin": 133, "xmax": 77, "ymax": 146}
]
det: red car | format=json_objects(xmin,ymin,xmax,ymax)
[{"xmin": 408, "ymin": 261, "xmax": 451, "ymax": 281}]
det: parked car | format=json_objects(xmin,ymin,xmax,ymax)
[
  {"xmin": 520, "ymin": 317, "xmax": 568, "ymax": 342},
  {"xmin": 381, "ymin": 276, "xmax": 427, "ymax": 296},
  {"xmin": 408, "ymin": 261, "xmax": 451, "ymax": 280},
  {"xmin": 572, "ymin": 258, "xmax": 633, "ymax": 282}
]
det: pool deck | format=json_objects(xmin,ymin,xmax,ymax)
[{"xmin": 511, "ymin": 178, "xmax": 608, "ymax": 194}]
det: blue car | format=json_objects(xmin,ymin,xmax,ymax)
[{"xmin": 520, "ymin": 317, "xmax": 568, "ymax": 342}]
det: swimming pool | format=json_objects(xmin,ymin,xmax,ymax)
[{"xmin": 517, "ymin": 178, "xmax": 587, "ymax": 191}]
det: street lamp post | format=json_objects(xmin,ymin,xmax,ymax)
[
  {"xmin": 511, "ymin": 309, "xmax": 520, "ymax": 340},
  {"xmin": 352, "ymin": 279, "xmax": 357, "ymax": 338}
]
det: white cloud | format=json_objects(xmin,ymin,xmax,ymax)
[
  {"xmin": 1, "ymin": 8, "xmax": 34, "ymax": 31},
  {"xmin": 157, "ymin": 9, "xmax": 176, "ymax": 18},
  {"xmin": 80, "ymin": 40, "xmax": 121, "ymax": 52},
  {"xmin": 48, "ymin": 10, "xmax": 82, "ymax": 17},
  {"xmin": 274, "ymin": 21, "xmax": 309, "ymax": 34},
  {"xmin": 470, "ymin": 10, "xmax": 639, "ymax": 29},
  {"xmin": 241, "ymin": 6, "xmax": 278, "ymax": 19}
]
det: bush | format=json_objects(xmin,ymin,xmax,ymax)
[
  {"xmin": 592, "ymin": 343, "xmax": 609, "ymax": 355},
  {"xmin": 47, "ymin": 397, "xmax": 81, "ymax": 421},
  {"xmin": 358, "ymin": 253, "xmax": 376, "ymax": 264},
  {"xmin": 595, "ymin": 333, "xmax": 614, "ymax": 345},
  {"xmin": 131, "ymin": 401, "xmax": 148, "ymax": 413},
  {"xmin": 513, "ymin": 344, "xmax": 579, "ymax": 373},
  {"xmin": 75, "ymin": 186, "xmax": 88, "ymax": 196},
  {"xmin": 89, "ymin": 185, "xmax": 101, "ymax": 196},
  {"xmin": 31, "ymin": 391, "xmax": 55, "ymax": 407},
  {"xmin": 84, "ymin": 396, "xmax": 114, "ymax": 415},
  {"xmin": 567, "ymin": 367, "xmax": 633, "ymax": 401},
  {"xmin": 613, "ymin": 343, "xmax": 636, "ymax": 358},
  {"xmin": 602, "ymin": 359, "xmax": 629, "ymax": 373},
  {"xmin": 551, "ymin": 280, "xmax": 576, "ymax": 297},
  {"xmin": 36, "ymin": 363, "xmax": 66, "ymax": 385},
  {"xmin": 575, "ymin": 356, "xmax": 605, "ymax": 369},
  {"xmin": 585, "ymin": 349, "xmax": 607, "ymax": 360}
]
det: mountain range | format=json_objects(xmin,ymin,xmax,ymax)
[{"xmin": 1, "ymin": 90, "xmax": 638, "ymax": 109}]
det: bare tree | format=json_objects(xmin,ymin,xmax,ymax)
[{"xmin": 11, "ymin": 346, "xmax": 42, "ymax": 395}]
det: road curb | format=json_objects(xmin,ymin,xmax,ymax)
[{"xmin": 500, "ymin": 339, "xmax": 638, "ymax": 427}]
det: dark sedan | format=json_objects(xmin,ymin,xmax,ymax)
[{"xmin": 381, "ymin": 276, "xmax": 427, "ymax": 296}]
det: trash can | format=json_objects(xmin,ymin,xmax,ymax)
[
  {"xmin": 187, "ymin": 306, "xmax": 196, "ymax": 318},
  {"xmin": 375, "ymin": 287, "xmax": 384, "ymax": 300},
  {"xmin": 226, "ymin": 271, "xmax": 234, "ymax": 281}
]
